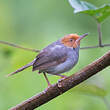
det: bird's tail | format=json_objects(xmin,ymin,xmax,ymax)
[{"xmin": 6, "ymin": 59, "xmax": 35, "ymax": 77}]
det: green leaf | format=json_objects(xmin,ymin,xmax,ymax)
[
  {"xmin": 73, "ymin": 84, "xmax": 107, "ymax": 98},
  {"xmin": 68, "ymin": 0, "xmax": 97, "ymax": 13},
  {"xmin": 82, "ymin": 5, "xmax": 110, "ymax": 23},
  {"xmin": 68, "ymin": 0, "xmax": 110, "ymax": 23}
]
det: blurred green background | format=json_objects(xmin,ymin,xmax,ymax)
[{"xmin": 0, "ymin": 0, "xmax": 110, "ymax": 110}]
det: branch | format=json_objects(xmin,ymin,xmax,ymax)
[
  {"xmin": 0, "ymin": 40, "xmax": 40, "ymax": 52},
  {"xmin": 9, "ymin": 51, "xmax": 110, "ymax": 110},
  {"xmin": 80, "ymin": 44, "xmax": 110, "ymax": 49}
]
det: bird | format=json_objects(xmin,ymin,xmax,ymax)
[{"xmin": 7, "ymin": 33, "xmax": 88, "ymax": 87}]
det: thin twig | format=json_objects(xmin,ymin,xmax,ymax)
[
  {"xmin": 80, "ymin": 45, "xmax": 99, "ymax": 49},
  {"xmin": 80, "ymin": 22, "xmax": 110, "ymax": 49},
  {"xmin": 103, "ymin": 44, "xmax": 110, "ymax": 47},
  {"xmin": 80, "ymin": 44, "xmax": 110, "ymax": 49},
  {"xmin": 0, "ymin": 40, "xmax": 40, "ymax": 52},
  {"xmin": 9, "ymin": 51, "xmax": 110, "ymax": 110},
  {"xmin": 97, "ymin": 23, "xmax": 103, "ymax": 47},
  {"xmin": 1, "ymin": 40, "xmax": 110, "ymax": 52}
]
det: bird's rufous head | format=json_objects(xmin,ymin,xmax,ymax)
[{"xmin": 61, "ymin": 33, "xmax": 88, "ymax": 48}]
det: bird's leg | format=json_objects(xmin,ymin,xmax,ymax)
[{"xmin": 43, "ymin": 73, "xmax": 51, "ymax": 87}]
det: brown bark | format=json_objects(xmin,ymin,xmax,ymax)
[{"xmin": 10, "ymin": 51, "xmax": 110, "ymax": 110}]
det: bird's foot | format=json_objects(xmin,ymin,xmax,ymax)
[
  {"xmin": 47, "ymin": 83, "xmax": 52, "ymax": 88},
  {"xmin": 60, "ymin": 75, "xmax": 68, "ymax": 79},
  {"xmin": 57, "ymin": 74, "xmax": 68, "ymax": 82},
  {"xmin": 43, "ymin": 83, "xmax": 52, "ymax": 93}
]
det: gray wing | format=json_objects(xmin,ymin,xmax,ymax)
[{"xmin": 32, "ymin": 44, "xmax": 67, "ymax": 72}]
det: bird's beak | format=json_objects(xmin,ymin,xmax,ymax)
[
  {"xmin": 77, "ymin": 33, "xmax": 88, "ymax": 42},
  {"xmin": 73, "ymin": 33, "xmax": 88, "ymax": 48}
]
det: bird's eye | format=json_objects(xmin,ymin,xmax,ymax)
[{"xmin": 69, "ymin": 39, "xmax": 73, "ymax": 42}]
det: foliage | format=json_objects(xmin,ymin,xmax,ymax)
[{"xmin": 69, "ymin": 0, "xmax": 110, "ymax": 23}]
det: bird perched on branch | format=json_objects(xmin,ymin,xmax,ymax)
[{"xmin": 7, "ymin": 33, "xmax": 88, "ymax": 87}]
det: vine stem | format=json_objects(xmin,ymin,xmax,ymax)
[
  {"xmin": 97, "ymin": 23, "xmax": 103, "ymax": 47},
  {"xmin": 80, "ymin": 44, "xmax": 110, "ymax": 49},
  {"xmin": 0, "ymin": 40, "xmax": 40, "ymax": 52}
]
